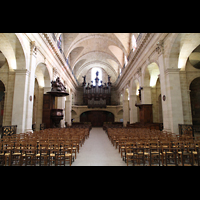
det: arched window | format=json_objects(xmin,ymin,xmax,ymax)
[
  {"xmin": 91, "ymin": 67, "xmax": 102, "ymax": 86},
  {"xmin": 132, "ymin": 35, "xmax": 137, "ymax": 51},
  {"xmin": 124, "ymin": 55, "xmax": 128, "ymax": 66}
]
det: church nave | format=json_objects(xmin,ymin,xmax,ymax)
[{"xmin": 72, "ymin": 127, "xmax": 127, "ymax": 166}]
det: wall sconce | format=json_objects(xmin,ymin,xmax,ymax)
[{"xmin": 163, "ymin": 95, "xmax": 166, "ymax": 101}]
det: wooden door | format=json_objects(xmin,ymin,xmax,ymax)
[
  {"xmin": 190, "ymin": 77, "xmax": 200, "ymax": 125},
  {"xmin": 139, "ymin": 104, "xmax": 153, "ymax": 124},
  {"xmin": 42, "ymin": 94, "xmax": 55, "ymax": 128},
  {"xmin": 80, "ymin": 111, "xmax": 114, "ymax": 127}
]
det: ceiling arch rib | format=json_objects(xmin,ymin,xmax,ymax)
[
  {"xmin": 76, "ymin": 61, "xmax": 118, "ymax": 83},
  {"xmin": 76, "ymin": 60, "xmax": 118, "ymax": 81},
  {"xmin": 108, "ymin": 45, "xmax": 124, "ymax": 67},
  {"xmin": 66, "ymin": 33, "xmax": 128, "ymax": 59},
  {"xmin": 72, "ymin": 50, "xmax": 122, "ymax": 71},
  {"xmin": 60, "ymin": 33, "xmax": 132, "ymax": 85},
  {"xmin": 69, "ymin": 46, "xmax": 84, "ymax": 67},
  {"xmin": 114, "ymin": 33, "xmax": 132, "ymax": 55}
]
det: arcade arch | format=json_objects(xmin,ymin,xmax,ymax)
[
  {"xmin": 33, "ymin": 63, "xmax": 51, "ymax": 131},
  {"xmin": 142, "ymin": 62, "xmax": 162, "ymax": 123},
  {"xmin": 190, "ymin": 77, "xmax": 200, "ymax": 127}
]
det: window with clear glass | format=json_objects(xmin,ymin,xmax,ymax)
[
  {"xmin": 91, "ymin": 67, "xmax": 102, "ymax": 86},
  {"xmin": 132, "ymin": 35, "xmax": 137, "ymax": 51}
]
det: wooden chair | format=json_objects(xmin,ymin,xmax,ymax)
[
  {"xmin": 23, "ymin": 149, "xmax": 37, "ymax": 166},
  {"xmin": 55, "ymin": 150, "xmax": 66, "ymax": 166},
  {"xmin": 3, "ymin": 141, "xmax": 14, "ymax": 166},
  {"xmin": 137, "ymin": 142, "xmax": 150, "ymax": 166},
  {"xmin": 126, "ymin": 146, "xmax": 136, "ymax": 166},
  {"xmin": 0, "ymin": 149, "xmax": 5, "ymax": 166},
  {"xmin": 118, "ymin": 138, "xmax": 128, "ymax": 153},
  {"xmin": 173, "ymin": 141, "xmax": 193, "ymax": 166},
  {"xmin": 149, "ymin": 141, "xmax": 161, "ymax": 166},
  {"xmin": 10, "ymin": 147, "xmax": 24, "ymax": 166},
  {"xmin": 162, "ymin": 147, "xmax": 177, "ymax": 166},
  {"xmin": 38, "ymin": 148, "xmax": 50, "ymax": 166},
  {"xmin": 178, "ymin": 146, "xmax": 194, "ymax": 166},
  {"xmin": 121, "ymin": 142, "xmax": 132, "ymax": 159},
  {"xmin": 65, "ymin": 141, "xmax": 75, "ymax": 162},
  {"xmin": 71, "ymin": 140, "xmax": 78, "ymax": 157},
  {"xmin": 132, "ymin": 147, "xmax": 145, "ymax": 166},
  {"xmin": 160, "ymin": 141, "xmax": 174, "ymax": 166},
  {"xmin": 189, "ymin": 143, "xmax": 200, "ymax": 166}
]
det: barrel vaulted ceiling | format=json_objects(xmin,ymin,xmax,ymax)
[{"xmin": 55, "ymin": 33, "xmax": 139, "ymax": 84}]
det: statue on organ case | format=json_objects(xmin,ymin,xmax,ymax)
[{"xmin": 82, "ymin": 75, "xmax": 86, "ymax": 86}]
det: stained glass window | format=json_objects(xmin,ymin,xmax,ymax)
[{"xmin": 57, "ymin": 34, "xmax": 62, "ymax": 52}]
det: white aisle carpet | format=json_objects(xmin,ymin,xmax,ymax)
[{"xmin": 72, "ymin": 127, "xmax": 127, "ymax": 166}]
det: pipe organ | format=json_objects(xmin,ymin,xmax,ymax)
[{"xmin": 82, "ymin": 71, "xmax": 112, "ymax": 108}]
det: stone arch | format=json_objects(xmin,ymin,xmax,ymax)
[
  {"xmin": 35, "ymin": 62, "xmax": 51, "ymax": 88},
  {"xmin": 117, "ymin": 109, "xmax": 123, "ymax": 122},
  {"xmin": 71, "ymin": 109, "xmax": 78, "ymax": 122},
  {"xmin": 130, "ymin": 78, "xmax": 140, "ymax": 96},
  {"xmin": 167, "ymin": 33, "xmax": 200, "ymax": 71},
  {"xmin": 124, "ymin": 88, "xmax": 129, "ymax": 100},
  {"xmin": 0, "ymin": 33, "xmax": 26, "ymax": 71},
  {"xmin": 80, "ymin": 110, "xmax": 115, "ymax": 127},
  {"xmin": 117, "ymin": 109, "xmax": 123, "ymax": 115},
  {"xmin": 142, "ymin": 62, "xmax": 160, "ymax": 87},
  {"xmin": 33, "ymin": 62, "xmax": 51, "ymax": 131},
  {"xmin": 0, "ymin": 51, "xmax": 15, "ymax": 126}
]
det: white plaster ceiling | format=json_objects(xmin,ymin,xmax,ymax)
[{"xmin": 60, "ymin": 33, "xmax": 132, "ymax": 84}]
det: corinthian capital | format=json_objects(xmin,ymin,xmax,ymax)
[
  {"xmin": 30, "ymin": 41, "xmax": 37, "ymax": 56},
  {"xmin": 156, "ymin": 40, "xmax": 164, "ymax": 55}
]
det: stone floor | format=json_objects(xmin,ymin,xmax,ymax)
[{"xmin": 72, "ymin": 127, "xmax": 127, "ymax": 166}]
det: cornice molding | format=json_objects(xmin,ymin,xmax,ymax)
[
  {"xmin": 115, "ymin": 33, "xmax": 169, "ymax": 93},
  {"xmin": 40, "ymin": 33, "xmax": 79, "ymax": 89},
  {"xmin": 42, "ymin": 33, "xmax": 78, "ymax": 87}
]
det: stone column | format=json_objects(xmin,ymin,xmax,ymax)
[
  {"xmin": 129, "ymin": 94, "xmax": 138, "ymax": 124},
  {"xmin": 157, "ymin": 51, "xmax": 171, "ymax": 132},
  {"xmin": 12, "ymin": 69, "xmax": 29, "ymax": 134},
  {"xmin": 123, "ymin": 99, "xmax": 129, "ymax": 127},
  {"xmin": 57, "ymin": 96, "xmax": 66, "ymax": 128},
  {"xmin": 141, "ymin": 86, "xmax": 152, "ymax": 104},
  {"xmin": 165, "ymin": 68, "xmax": 184, "ymax": 134},
  {"xmin": 25, "ymin": 41, "xmax": 37, "ymax": 133},
  {"xmin": 65, "ymin": 93, "xmax": 72, "ymax": 127}
]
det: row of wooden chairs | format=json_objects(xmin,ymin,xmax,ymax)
[
  {"xmin": 0, "ymin": 127, "xmax": 90, "ymax": 166},
  {"xmin": 125, "ymin": 141, "xmax": 200, "ymax": 166},
  {"xmin": 0, "ymin": 148, "xmax": 72, "ymax": 166},
  {"xmin": 107, "ymin": 127, "xmax": 200, "ymax": 166}
]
